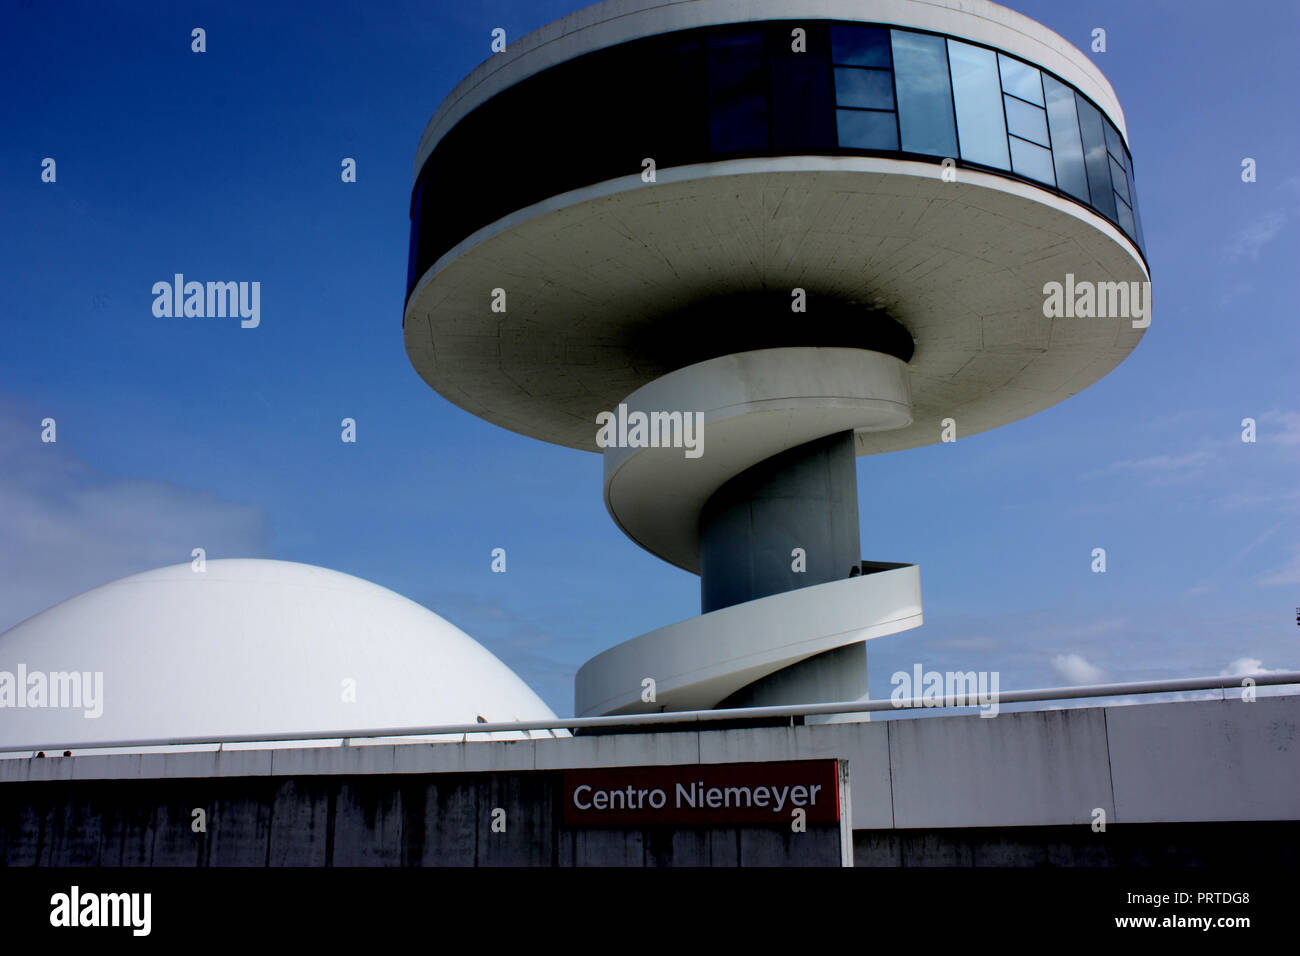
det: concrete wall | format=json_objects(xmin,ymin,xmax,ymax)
[
  {"xmin": 3, "ymin": 696, "xmax": 1296, "ymax": 866},
  {"xmin": 0, "ymin": 771, "xmax": 843, "ymax": 867},
  {"xmin": 695, "ymin": 696, "xmax": 1298, "ymax": 828}
]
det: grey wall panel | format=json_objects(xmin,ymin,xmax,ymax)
[
  {"xmin": 330, "ymin": 778, "xmax": 404, "ymax": 866},
  {"xmin": 150, "ymin": 782, "xmax": 209, "ymax": 866},
  {"xmin": 204, "ymin": 781, "xmax": 272, "ymax": 867},
  {"xmin": 43, "ymin": 790, "xmax": 102, "ymax": 867},
  {"xmin": 477, "ymin": 771, "xmax": 555, "ymax": 867},
  {"xmin": 1106, "ymin": 696, "xmax": 1300, "ymax": 823},
  {"xmin": 268, "ymin": 778, "xmax": 330, "ymax": 866},
  {"xmin": 99, "ymin": 786, "xmax": 155, "ymax": 867},
  {"xmin": 887, "ymin": 708, "xmax": 1114, "ymax": 828}
]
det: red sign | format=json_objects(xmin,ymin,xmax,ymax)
[{"xmin": 561, "ymin": 760, "xmax": 840, "ymax": 826}]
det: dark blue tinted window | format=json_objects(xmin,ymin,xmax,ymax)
[
  {"xmin": 1103, "ymin": 119, "xmax": 1127, "ymax": 167},
  {"xmin": 1115, "ymin": 195, "xmax": 1136, "ymax": 236},
  {"xmin": 831, "ymin": 24, "xmax": 891, "ymax": 66},
  {"xmin": 641, "ymin": 35, "xmax": 707, "ymax": 166},
  {"xmin": 891, "ymin": 30, "xmax": 957, "ymax": 157},
  {"xmin": 708, "ymin": 29, "xmax": 768, "ymax": 151},
  {"xmin": 998, "ymin": 54, "xmax": 1044, "ymax": 105},
  {"xmin": 1042, "ymin": 75, "xmax": 1089, "ymax": 202},
  {"xmin": 947, "ymin": 40, "xmax": 1009, "ymax": 170},
  {"xmin": 768, "ymin": 22, "xmax": 835, "ymax": 150},
  {"xmin": 1125, "ymin": 156, "xmax": 1145, "ymax": 250},
  {"xmin": 407, "ymin": 178, "xmax": 423, "ymax": 295},
  {"xmin": 837, "ymin": 108, "xmax": 899, "ymax": 149},
  {"xmin": 1110, "ymin": 156, "xmax": 1130, "ymax": 203},
  {"xmin": 834, "ymin": 67, "xmax": 894, "ymax": 109},
  {"xmin": 1074, "ymin": 94, "xmax": 1118, "ymax": 223}
]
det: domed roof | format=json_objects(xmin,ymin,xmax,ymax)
[{"xmin": 0, "ymin": 559, "xmax": 558, "ymax": 751}]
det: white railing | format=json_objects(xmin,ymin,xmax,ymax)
[{"xmin": 4, "ymin": 671, "xmax": 1298, "ymax": 755}]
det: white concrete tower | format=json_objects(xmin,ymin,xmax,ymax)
[{"xmin": 402, "ymin": 0, "xmax": 1150, "ymax": 718}]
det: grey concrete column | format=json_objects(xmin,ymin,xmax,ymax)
[
  {"xmin": 699, "ymin": 430, "xmax": 860, "ymax": 613},
  {"xmin": 716, "ymin": 642, "xmax": 869, "ymax": 712}
]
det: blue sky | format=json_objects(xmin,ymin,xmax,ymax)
[{"xmin": 2, "ymin": 0, "xmax": 1297, "ymax": 716}]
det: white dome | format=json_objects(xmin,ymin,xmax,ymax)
[{"xmin": 0, "ymin": 559, "xmax": 558, "ymax": 750}]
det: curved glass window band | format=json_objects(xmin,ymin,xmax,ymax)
[{"xmin": 408, "ymin": 21, "xmax": 1145, "ymax": 302}]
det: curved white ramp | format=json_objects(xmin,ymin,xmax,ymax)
[
  {"xmin": 604, "ymin": 347, "xmax": 911, "ymax": 573},
  {"xmin": 576, "ymin": 566, "xmax": 922, "ymax": 717}
]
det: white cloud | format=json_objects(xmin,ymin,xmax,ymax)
[
  {"xmin": 1219, "ymin": 657, "xmax": 1278, "ymax": 676},
  {"xmin": 1217, "ymin": 487, "xmax": 1300, "ymax": 512},
  {"xmin": 1051, "ymin": 652, "xmax": 1106, "ymax": 685},
  {"xmin": 0, "ymin": 399, "xmax": 266, "ymax": 632},
  {"xmin": 1042, "ymin": 690, "xmax": 1223, "ymax": 709},
  {"xmin": 1225, "ymin": 177, "xmax": 1300, "ymax": 262},
  {"xmin": 1098, "ymin": 448, "xmax": 1215, "ymax": 478},
  {"xmin": 1090, "ymin": 410, "xmax": 1295, "ymax": 499},
  {"xmin": 1259, "ymin": 410, "xmax": 1300, "ymax": 447},
  {"xmin": 1224, "ymin": 210, "xmax": 1287, "ymax": 261}
]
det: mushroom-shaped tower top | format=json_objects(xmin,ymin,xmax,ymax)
[{"xmin": 403, "ymin": 0, "xmax": 1150, "ymax": 455}]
